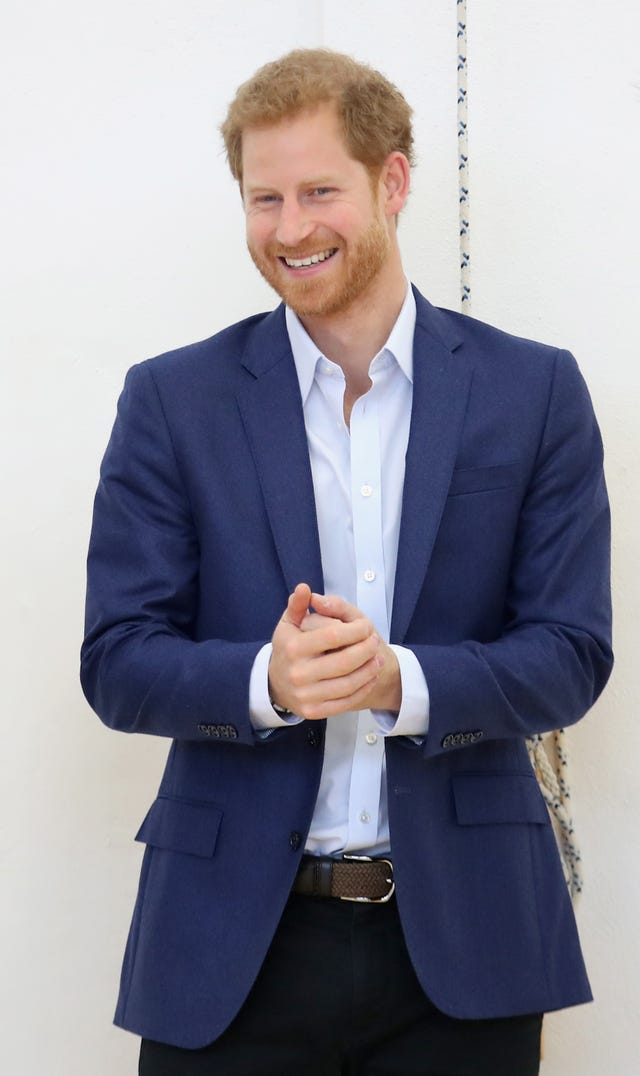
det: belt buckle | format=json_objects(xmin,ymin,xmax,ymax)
[{"xmin": 341, "ymin": 854, "xmax": 395, "ymax": 903}]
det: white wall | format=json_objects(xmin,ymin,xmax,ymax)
[{"xmin": 1, "ymin": 2, "xmax": 637, "ymax": 1072}]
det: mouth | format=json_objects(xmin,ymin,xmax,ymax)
[{"xmin": 279, "ymin": 248, "xmax": 338, "ymax": 269}]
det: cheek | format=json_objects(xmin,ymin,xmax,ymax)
[
  {"xmin": 328, "ymin": 207, "xmax": 370, "ymax": 239},
  {"xmin": 246, "ymin": 214, "xmax": 273, "ymax": 248}
]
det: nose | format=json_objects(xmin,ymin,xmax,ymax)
[{"xmin": 275, "ymin": 197, "xmax": 315, "ymax": 249}]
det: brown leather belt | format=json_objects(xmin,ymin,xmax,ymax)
[{"xmin": 292, "ymin": 854, "xmax": 395, "ymax": 903}]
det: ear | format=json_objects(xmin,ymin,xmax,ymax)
[{"xmin": 379, "ymin": 152, "xmax": 411, "ymax": 217}]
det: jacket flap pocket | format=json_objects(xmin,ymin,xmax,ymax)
[
  {"xmin": 135, "ymin": 796, "xmax": 223, "ymax": 857},
  {"xmin": 453, "ymin": 773, "xmax": 550, "ymax": 826},
  {"xmin": 448, "ymin": 462, "xmax": 519, "ymax": 497}
]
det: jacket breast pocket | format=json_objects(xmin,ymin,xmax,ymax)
[
  {"xmin": 452, "ymin": 773, "xmax": 550, "ymax": 826},
  {"xmin": 447, "ymin": 462, "xmax": 520, "ymax": 498},
  {"xmin": 135, "ymin": 795, "xmax": 223, "ymax": 857}
]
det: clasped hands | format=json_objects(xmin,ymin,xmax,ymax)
[{"xmin": 268, "ymin": 583, "xmax": 401, "ymax": 721}]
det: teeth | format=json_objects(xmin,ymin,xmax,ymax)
[{"xmin": 284, "ymin": 249, "xmax": 335, "ymax": 268}]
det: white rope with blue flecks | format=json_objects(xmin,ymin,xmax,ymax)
[
  {"xmin": 527, "ymin": 732, "xmax": 583, "ymax": 899},
  {"xmin": 457, "ymin": 0, "xmax": 582, "ymax": 900},
  {"xmin": 457, "ymin": 1, "xmax": 471, "ymax": 310}
]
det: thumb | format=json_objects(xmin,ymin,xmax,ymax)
[{"xmin": 283, "ymin": 583, "xmax": 312, "ymax": 628}]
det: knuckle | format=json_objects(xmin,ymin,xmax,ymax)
[
  {"xmin": 283, "ymin": 638, "xmax": 299, "ymax": 661},
  {"xmin": 289, "ymin": 667, "xmax": 304, "ymax": 689}
]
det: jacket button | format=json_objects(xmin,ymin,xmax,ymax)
[
  {"xmin": 289, "ymin": 831, "xmax": 302, "ymax": 851},
  {"xmin": 307, "ymin": 727, "xmax": 320, "ymax": 748}
]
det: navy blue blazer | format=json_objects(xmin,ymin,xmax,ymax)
[{"xmin": 81, "ymin": 288, "xmax": 612, "ymax": 1048}]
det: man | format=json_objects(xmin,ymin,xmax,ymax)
[{"xmin": 81, "ymin": 49, "xmax": 613, "ymax": 1075}]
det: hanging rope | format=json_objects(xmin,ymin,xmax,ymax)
[
  {"xmin": 457, "ymin": 1, "xmax": 471, "ymax": 310},
  {"xmin": 456, "ymin": 1, "xmax": 582, "ymax": 900}
]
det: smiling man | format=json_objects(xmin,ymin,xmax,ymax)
[
  {"xmin": 81, "ymin": 49, "xmax": 612, "ymax": 1076},
  {"xmin": 243, "ymin": 104, "xmax": 399, "ymax": 322}
]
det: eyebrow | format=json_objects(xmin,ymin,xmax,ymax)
[{"xmin": 244, "ymin": 176, "xmax": 339, "ymax": 195}]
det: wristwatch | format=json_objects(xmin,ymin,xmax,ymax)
[{"xmin": 269, "ymin": 696, "xmax": 294, "ymax": 719}]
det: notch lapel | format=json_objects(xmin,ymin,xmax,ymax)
[
  {"xmin": 235, "ymin": 307, "xmax": 324, "ymax": 596},
  {"xmin": 390, "ymin": 295, "xmax": 473, "ymax": 642}
]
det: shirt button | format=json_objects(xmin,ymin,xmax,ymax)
[
  {"xmin": 363, "ymin": 569, "xmax": 376, "ymax": 583},
  {"xmin": 359, "ymin": 811, "xmax": 371, "ymax": 824},
  {"xmin": 360, "ymin": 484, "xmax": 373, "ymax": 498},
  {"xmin": 365, "ymin": 732, "xmax": 378, "ymax": 746}
]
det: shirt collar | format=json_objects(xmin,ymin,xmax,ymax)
[{"xmin": 285, "ymin": 281, "xmax": 416, "ymax": 405}]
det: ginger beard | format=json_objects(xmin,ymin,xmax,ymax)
[{"xmin": 247, "ymin": 208, "xmax": 391, "ymax": 320}]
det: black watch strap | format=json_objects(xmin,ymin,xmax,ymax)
[{"xmin": 270, "ymin": 697, "xmax": 294, "ymax": 719}]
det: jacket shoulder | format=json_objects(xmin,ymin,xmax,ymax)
[
  {"xmin": 139, "ymin": 309, "xmax": 278, "ymax": 383},
  {"xmin": 450, "ymin": 308, "xmax": 559, "ymax": 352}
]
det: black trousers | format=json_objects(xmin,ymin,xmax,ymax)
[{"xmin": 139, "ymin": 893, "xmax": 542, "ymax": 1076}]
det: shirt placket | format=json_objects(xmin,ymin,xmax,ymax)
[{"xmin": 343, "ymin": 381, "xmax": 388, "ymax": 852}]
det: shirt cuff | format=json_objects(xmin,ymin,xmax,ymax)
[
  {"xmin": 249, "ymin": 643, "xmax": 303, "ymax": 731},
  {"xmin": 372, "ymin": 645, "xmax": 429, "ymax": 738}
]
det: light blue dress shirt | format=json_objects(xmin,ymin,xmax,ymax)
[{"xmin": 250, "ymin": 284, "xmax": 429, "ymax": 856}]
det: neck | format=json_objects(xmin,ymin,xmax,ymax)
[{"xmin": 297, "ymin": 255, "xmax": 407, "ymax": 388}]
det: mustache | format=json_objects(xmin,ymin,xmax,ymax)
[{"xmin": 265, "ymin": 240, "xmax": 340, "ymax": 259}]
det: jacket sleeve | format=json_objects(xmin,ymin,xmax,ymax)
[
  {"xmin": 411, "ymin": 348, "xmax": 613, "ymax": 759},
  {"xmin": 80, "ymin": 362, "xmax": 264, "ymax": 745}
]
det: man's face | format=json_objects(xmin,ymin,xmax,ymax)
[{"xmin": 241, "ymin": 104, "xmax": 392, "ymax": 319}]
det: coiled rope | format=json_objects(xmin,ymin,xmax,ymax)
[
  {"xmin": 456, "ymin": 0, "xmax": 582, "ymax": 899},
  {"xmin": 527, "ymin": 733, "xmax": 583, "ymax": 898}
]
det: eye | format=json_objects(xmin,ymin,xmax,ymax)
[
  {"xmin": 311, "ymin": 187, "xmax": 334, "ymax": 197},
  {"xmin": 246, "ymin": 193, "xmax": 281, "ymax": 210}
]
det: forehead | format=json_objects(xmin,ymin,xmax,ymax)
[{"xmin": 241, "ymin": 103, "xmax": 362, "ymax": 187}]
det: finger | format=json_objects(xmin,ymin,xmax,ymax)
[
  {"xmin": 302, "ymin": 615, "xmax": 376, "ymax": 657},
  {"xmin": 282, "ymin": 583, "xmax": 312, "ymax": 628},
  {"xmin": 299, "ymin": 661, "xmax": 383, "ymax": 721},
  {"xmin": 311, "ymin": 633, "xmax": 382, "ymax": 680},
  {"xmin": 309, "ymin": 592, "xmax": 364, "ymax": 625},
  {"xmin": 298, "ymin": 612, "xmax": 342, "ymax": 633},
  {"xmin": 271, "ymin": 629, "xmax": 380, "ymax": 713}
]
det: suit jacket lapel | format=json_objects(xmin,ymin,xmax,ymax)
[
  {"xmin": 235, "ymin": 294, "xmax": 473, "ymax": 631},
  {"xmin": 235, "ymin": 306, "xmax": 324, "ymax": 596},
  {"xmin": 391, "ymin": 291, "xmax": 473, "ymax": 642}
]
